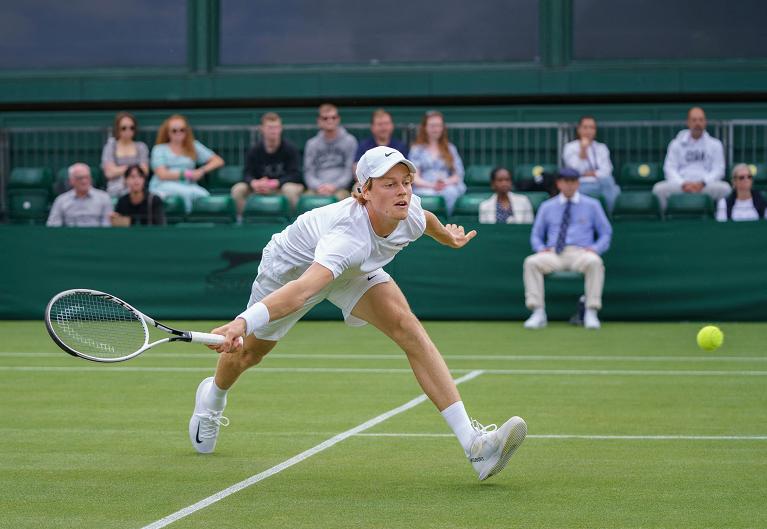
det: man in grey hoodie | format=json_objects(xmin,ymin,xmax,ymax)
[
  {"xmin": 653, "ymin": 107, "xmax": 730, "ymax": 211},
  {"xmin": 303, "ymin": 103, "xmax": 359, "ymax": 201}
]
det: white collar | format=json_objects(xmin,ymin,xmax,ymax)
[{"xmin": 557, "ymin": 191, "xmax": 580, "ymax": 204}]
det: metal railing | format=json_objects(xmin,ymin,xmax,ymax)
[{"xmin": 2, "ymin": 119, "xmax": 766, "ymax": 212}]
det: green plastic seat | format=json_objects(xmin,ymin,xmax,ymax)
[
  {"xmin": 295, "ymin": 195, "xmax": 337, "ymax": 216},
  {"xmin": 665, "ymin": 193, "xmax": 714, "ymax": 220},
  {"xmin": 451, "ymin": 192, "xmax": 491, "ymax": 224},
  {"xmin": 162, "ymin": 195, "xmax": 187, "ymax": 224},
  {"xmin": 188, "ymin": 196, "xmax": 237, "ymax": 224},
  {"xmin": 206, "ymin": 166, "xmax": 244, "ymax": 194},
  {"xmin": 417, "ymin": 195, "xmax": 447, "ymax": 221},
  {"xmin": 518, "ymin": 191, "xmax": 550, "ymax": 213},
  {"xmin": 612, "ymin": 191, "xmax": 661, "ymax": 221},
  {"xmin": 7, "ymin": 189, "xmax": 50, "ymax": 224},
  {"xmin": 464, "ymin": 165, "xmax": 495, "ymax": 193},
  {"xmin": 580, "ymin": 190, "xmax": 610, "ymax": 217},
  {"xmin": 513, "ymin": 164, "xmax": 557, "ymax": 187},
  {"xmin": 8, "ymin": 167, "xmax": 53, "ymax": 197},
  {"xmin": 620, "ymin": 163, "xmax": 662, "ymax": 190},
  {"xmin": 243, "ymin": 194, "xmax": 291, "ymax": 224}
]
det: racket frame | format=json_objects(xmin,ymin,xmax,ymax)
[{"xmin": 44, "ymin": 288, "xmax": 224, "ymax": 363}]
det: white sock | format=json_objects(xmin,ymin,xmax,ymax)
[
  {"xmin": 441, "ymin": 401, "xmax": 476, "ymax": 456},
  {"xmin": 203, "ymin": 379, "xmax": 228, "ymax": 411},
  {"xmin": 533, "ymin": 307, "xmax": 546, "ymax": 317}
]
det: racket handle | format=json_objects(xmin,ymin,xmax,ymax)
[{"xmin": 189, "ymin": 332, "xmax": 226, "ymax": 345}]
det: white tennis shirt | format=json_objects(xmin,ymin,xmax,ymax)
[{"xmin": 264, "ymin": 196, "xmax": 426, "ymax": 281}]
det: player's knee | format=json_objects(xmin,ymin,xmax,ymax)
[
  {"xmin": 239, "ymin": 346, "xmax": 270, "ymax": 368},
  {"xmin": 388, "ymin": 311, "xmax": 424, "ymax": 346}
]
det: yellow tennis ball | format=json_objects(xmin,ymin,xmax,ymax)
[{"xmin": 697, "ymin": 326, "xmax": 723, "ymax": 351}]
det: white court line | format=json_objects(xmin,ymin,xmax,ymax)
[
  {"xmin": 354, "ymin": 433, "xmax": 767, "ymax": 441},
  {"xmin": 1, "ymin": 366, "xmax": 766, "ymax": 376},
  {"xmin": 139, "ymin": 370, "xmax": 484, "ymax": 529},
  {"xmin": 2, "ymin": 351, "xmax": 765, "ymax": 362}
]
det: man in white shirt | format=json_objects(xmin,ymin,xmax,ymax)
[
  {"xmin": 188, "ymin": 147, "xmax": 527, "ymax": 481},
  {"xmin": 562, "ymin": 116, "xmax": 621, "ymax": 213},
  {"xmin": 653, "ymin": 107, "xmax": 730, "ymax": 211},
  {"xmin": 46, "ymin": 163, "xmax": 112, "ymax": 227}
]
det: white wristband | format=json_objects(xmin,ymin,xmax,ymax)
[{"xmin": 237, "ymin": 302, "xmax": 270, "ymax": 336}]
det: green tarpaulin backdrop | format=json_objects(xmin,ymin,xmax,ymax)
[{"xmin": 1, "ymin": 222, "xmax": 766, "ymax": 321}]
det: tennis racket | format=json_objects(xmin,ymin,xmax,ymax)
[{"xmin": 44, "ymin": 288, "xmax": 227, "ymax": 363}]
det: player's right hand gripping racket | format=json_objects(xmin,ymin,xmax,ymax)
[{"xmin": 45, "ymin": 289, "xmax": 226, "ymax": 363}]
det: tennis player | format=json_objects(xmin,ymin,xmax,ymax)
[{"xmin": 190, "ymin": 146, "xmax": 527, "ymax": 480}]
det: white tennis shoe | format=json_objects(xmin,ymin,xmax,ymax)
[
  {"xmin": 468, "ymin": 416, "xmax": 527, "ymax": 481},
  {"xmin": 189, "ymin": 377, "xmax": 229, "ymax": 454}
]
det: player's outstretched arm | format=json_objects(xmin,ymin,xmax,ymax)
[
  {"xmin": 210, "ymin": 263, "xmax": 334, "ymax": 353},
  {"xmin": 423, "ymin": 210, "xmax": 477, "ymax": 249}
]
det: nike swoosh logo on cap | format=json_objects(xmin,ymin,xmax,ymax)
[{"xmin": 384, "ymin": 152, "xmax": 395, "ymax": 157}]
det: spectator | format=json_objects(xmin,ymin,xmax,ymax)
[
  {"xmin": 478, "ymin": 167, "xmax": 534, "ymax": 224},
  {"xmin": 654, "ymin": 107, "xmax": 730, "ymax": 211},
  {"xmin": 303, "ymin": 103, "xmax": 358, "ymax": 200},
  {"xmin": 562, "ymin": 116, "xmax": 621, "ymax": 213},
  {"xmin": 46, "ymin": 163, "xmax": 112, "ymax": 227},
  {"xmin": 716, "ymin": 163, "xmax": 767, "ymax": 221},
  {"xmin": 523, "ymin": 168, "xmax": 612, "ymax": 330},
  {"xmin": 149, "ymin": 114, "xmax": 225, "ymax": 213},
  {"xmin": 232, "ymin": 112, "xmax": 304, "ymax": 215},
  {"xmin": 111, "ymin": 165, "xmax": 166, "ymax": 226},
  {"xmin": 354, "ymin": 109, "xmax": 409, "ymax": 168},
  {"xmin": 100, "ymin": 112, "xmax": 150, "ymax": 198},
  {"xmin": 409, "ymin": 111, "xmax": 466, "ymax": 215}
]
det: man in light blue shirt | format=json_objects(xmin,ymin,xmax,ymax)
[{"xmin": 523, "ymin": 168, "xmax": 612, "ymax": 329}]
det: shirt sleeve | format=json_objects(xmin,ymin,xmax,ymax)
[
  {"xmin": 314, "ymin": 225, "xmax": 368, "ymax": 278},
  {"xmin": 46, "ymin": 196, "xmax": 64, "ymax": 227},
  {"xmin": 591, "ymin": 202, "xmax": 613, "ymax": 254},
  {"xmin": 100, "ymin": 193, "xmax": 113, "ymax": 227},
  {"xmin": 194, "ymin": 140, "xmax": 215, "ymax": 165},
  {"xmin": 596, "ymin": 143, "xmax": 614, "ymax": 179},
  {"xmin": 704, "ymin": 140, "xmax": 725, "ymax": 183},
  {"xmin": 151, "ymin": 194, "xmax": 166, "ymax": 225},
  {"xmin": 663, "ymin": 140, "xmax": 683, "ymax": 184},
  {"xmin": 530, "ymin": 202, "xmax": 548, "ymax": 252},
  {"xmin": 408, "ymin": 194, "xmax": 427, "ymax": 237},
  {"xmin": 101, "ymin": 139, "xmax": 115, "ymax": 168},
  {"xmin": 715, "ymin": 198, "xmax": 727, "ymax": 221}
]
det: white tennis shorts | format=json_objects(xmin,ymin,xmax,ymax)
[{"xmin": 245, "ymin": 251, "xmax": 390, "ymax": 341}]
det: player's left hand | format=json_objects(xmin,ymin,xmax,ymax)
[{"xmin": 444, "ymin": 223, "xmax": 477, "ymax": 249}]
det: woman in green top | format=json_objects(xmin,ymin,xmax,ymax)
[{"xmin": 149, "ymin": 114, "xmax": 225, "ymax": 213}]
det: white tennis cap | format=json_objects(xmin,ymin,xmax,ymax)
[{"xmin": 356, "ymin": 146, "xmax": 417, "ymax": 187}]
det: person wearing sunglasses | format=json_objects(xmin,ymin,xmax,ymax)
[
  {"xmin": 100, "ymin": 112, "xmax": 149, "ymax": 198},
  {"xmin": 716, "ymin": 164, "xmax": 766, "ymax": 221},
  {"xmin": 149, "ymin": 114, "xmax": 225, "ymax": 213},
  {"xmin": 303, "ymin": 103, "xmax": 358, "ymax": 201}
]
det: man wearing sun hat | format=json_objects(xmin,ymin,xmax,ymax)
[{"xmin": 523, "ymin": 167, "xmax": 612, "ymax": 330}]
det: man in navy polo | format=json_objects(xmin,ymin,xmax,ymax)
[{"xmin": 523, "ymin": 168, "xmax": 612, "ymax": 330}]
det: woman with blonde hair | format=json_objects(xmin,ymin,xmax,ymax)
[
  {"xmin": 100, "ymin": 112, "xmax": 149, "ymax": 197},
  {"xmin": 408, "ymin": 111, "xmax": 466, "ymax": 215},
  {"xmin": 149, "ymin": 114, "xmax": 225, "ymax": 212}
]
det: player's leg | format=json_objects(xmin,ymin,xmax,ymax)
[
  {"xmin": 523, "ymin": 251, "xmax": 563, "ymax": 328},
  {"xmin": 350, "ymin": 280, "xmax": 459, "ymax": 410},
  {"xmin": 349, "ymin": 280, "xmax": 526, "ymax": 480}
]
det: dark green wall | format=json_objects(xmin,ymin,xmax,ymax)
[
  {"xmin": 0, "ymin": 0, "xmax": 766, "ymax": 110},
  {"xmin": 3, "ymin": 222, "xmax": 767, "ymax": 321}
]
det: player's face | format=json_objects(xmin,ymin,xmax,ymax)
[
  {"xmin": 491, "ymin": 169, "xmax": 512, "ymax": 194},
  {"xmin": 366, "ymin": 163, "xmax": 413, "ymax": 221}
]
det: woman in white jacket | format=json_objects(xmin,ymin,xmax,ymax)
[{"xmin": 478, "ymin": 167, "xmax": 534, "ymax": 224}]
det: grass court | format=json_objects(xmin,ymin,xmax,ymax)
[{"xmin": 2, "ymin": 320, "xmax": 765, "ymax": 529}]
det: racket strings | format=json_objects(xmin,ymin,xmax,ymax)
[{"xmin": 49, "ymin": 292, "xmax": 147, "ymax": 359}]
